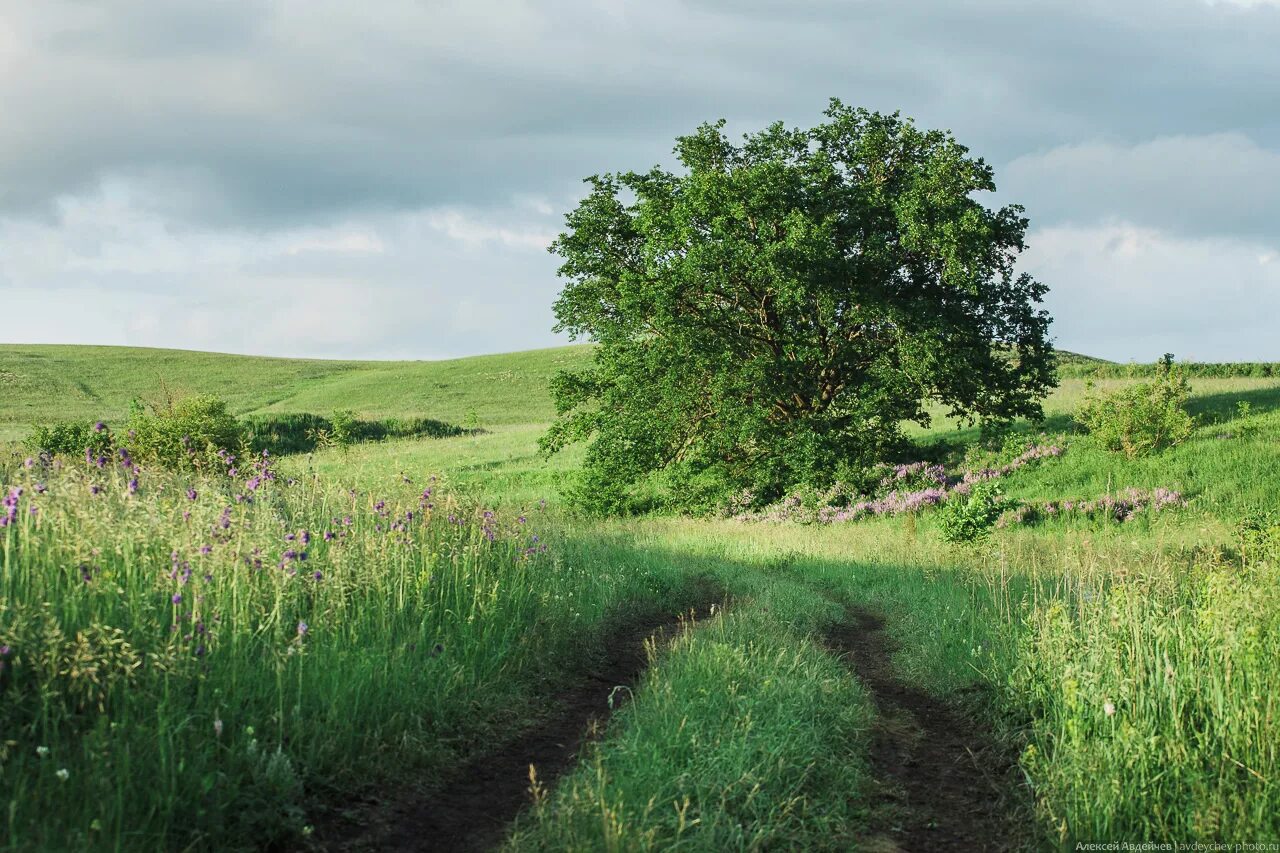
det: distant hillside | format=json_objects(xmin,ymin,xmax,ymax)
[
  {"xmin": 1054, "ymin": 350, "xmax": 1113, "ymax": 369},
  {"xmin": 4, "ymin": 342, "xmax": 1278, "ymax": 443},
  {"xmin": 0, "ymin": 344, "xmax": 594, "ymax": 441},
  {"xmin": 1054, "ymin": 351, "xmax": 1280, "ymax": 379}
]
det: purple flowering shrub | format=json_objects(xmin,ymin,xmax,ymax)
[
  {"xmin": 996, "ymin": 487, "xmax": 1187, "ymax": 528},
  {"xmin": 732, "ymin": 437, "xmax": 1067, "ymax": 525}
]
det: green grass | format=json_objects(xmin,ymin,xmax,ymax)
[
  {"xmin": 4, "ymin": 343, "xmax": 1280, "ymax": 849},
  {"xmin": 507, "ymin": 607, "xmax": 872, "ymax": 851},
  {"xmin": 0, "ymin": 344, "xmax": 594, "ymax": 441},
  {"xmin": 0, "ymin": 461, "xmax": 708, "ymax": 850}
]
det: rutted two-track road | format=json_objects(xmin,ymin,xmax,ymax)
[{"xmin": 311, "ymin": 600, "xmax": 1029, "ymax": 852}]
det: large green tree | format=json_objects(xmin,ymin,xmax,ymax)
[{"xmin": 542, "ymin": 100, "xmax": 1055, "ymax": 514}]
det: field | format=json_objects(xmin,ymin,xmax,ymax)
[{"xmin": 2, "ymin": 344, "xmax": 1280, "ymax": 851}]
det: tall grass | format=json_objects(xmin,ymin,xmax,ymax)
[
  {"xmin": 1010, "ymin": 548, "xmax": 1280, "ymax": 842},
  {"xmin": 4, "ymin": 353, "xmax": 1280, "ymax": 849},
  {"xmin": 0, "ymin": 454, "xmax": 696, "ymax": 850}
]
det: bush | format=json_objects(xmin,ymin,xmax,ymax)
[
  {"xmin": 330, "ymin": 409, "xmax": 360, "ymax": 448},
  {"xmin": 1075, "ymin": 355, "xmax": 1194, "ymax": 458},
  {"xmin": 936, "ymin": 482, "xmax": 1003, "ymax": 544},
  {"xmin": 125, "ymin": 395, "xmax": 243, "ymax": 470},
  {"xmin": 25, "ymin": 421, "xmax": 114, "ymax": 458}
]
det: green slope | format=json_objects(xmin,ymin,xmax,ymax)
[{"xmin": 0, "ymin": 344, "xmax": 594, "ymax": 440}]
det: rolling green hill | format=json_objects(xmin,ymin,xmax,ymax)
[{"xmin": 0, "ymin": 344, "xmax": 594, "ymax": 440}]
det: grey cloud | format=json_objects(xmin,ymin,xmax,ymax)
[
  {"xmin": 2, "ymin": 0, "xmax": 1279, "ymax": 360},
  {"xmin": 1024, "ymin": 223, "xmax": 1280, "ymax": 360},
  {"xmin": 1002, "ymin": 134, "xmax": 1280, "ymax": 243},
  {"xmin": 5, "ymin": 0, "xmax": 1279, "ymax": 228}
]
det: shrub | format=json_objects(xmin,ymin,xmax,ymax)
[
  {"xmin": 243, "ymin": 412, "xmax": 468, "ymax": 456},
  {"xmin": 126, "ymin": 395, "xmax": 243, "ymax": 470},
  {"xmin": 25, "ymin": 420, "xmax": 114, "ymax": 458},
  {"xmin": 1075, "ymin": 355, "xmax": 1194, "ymax": 458},
  {"xmin": 936, "ymin": 482, "xmax": 1003, "ymax": 544},
  {"xmin": 330, "ymin": 409, "xmax": 359, "ymax": 448}
]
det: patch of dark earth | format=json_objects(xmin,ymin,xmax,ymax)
[
  {"xmin": 826, "ymin": 607, "xmax": 1034, "ymax": 853},
  {"xmin": 303, "ymin": 595, "xmax": 724, "ymax": 853}
]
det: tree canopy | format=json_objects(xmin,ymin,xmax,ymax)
[{"xmin": 541, "ymin": 99, "xmax": 1055, "ymax": 514}]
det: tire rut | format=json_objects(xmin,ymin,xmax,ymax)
[
  {"xmin": 307, "ymin": 603, "xmax": 717, "ymax": 853},
  {"xmin": 827, "ymin": 606, "xmax": 1029, "ymax": 852}
]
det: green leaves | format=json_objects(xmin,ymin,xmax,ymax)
[
  {"xmin": 1076, "ymin": 357, "xmax": 1195, "ymax": 458},
  {"xmin": 545, "ymin": 99, "xmax": 1056, "ymax": 514},
  {"xmin": 937, "ymin": 483, "xmax": 1005, "ymax": 545}
]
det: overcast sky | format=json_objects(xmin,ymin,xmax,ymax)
[{"xmin": 1, "ymin": 0, "xmax": 1277, "ymax": 361}]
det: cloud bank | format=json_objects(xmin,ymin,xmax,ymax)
[{"xmin": 1, "ymin": 0, "xmax": 1276, "ymax": 359}]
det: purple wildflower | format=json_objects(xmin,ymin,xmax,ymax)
[{"xmin": 1, "ymin": 487, "xmax": 20, "ymax": 527}]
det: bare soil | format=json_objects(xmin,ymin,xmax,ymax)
[{"xmin": 826, "ymin": 607, "xmax": 1031, "ymax": 853}]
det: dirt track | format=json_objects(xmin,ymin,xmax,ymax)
[
  {"xmin": 312, "ymin": 596, "xmax": 1025, "ymax": 852},
  {"xmin": 827, "ymin": 607, "xmax": 1029, "ymax": 852},
  {"xmin": 309, "ymin": 609, "xmax": 705, "ymax": 853}
]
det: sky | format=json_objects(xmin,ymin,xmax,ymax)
[{"xmin": 1, "ymin": 0, "xmax": 1277, "ymax": 362}]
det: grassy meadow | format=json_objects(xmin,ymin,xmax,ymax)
[{"xmin": 2, "ymin": 344, "xmax": 1279, "ymax": 850}]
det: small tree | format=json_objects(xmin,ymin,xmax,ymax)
[
  {"xmin": 1076, "ymin": 354, "xmax": 1194, "ymax": 458},
  {"xmin": 542, "ymin": 100, "xmax": 1056, "ymax": 514}
]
